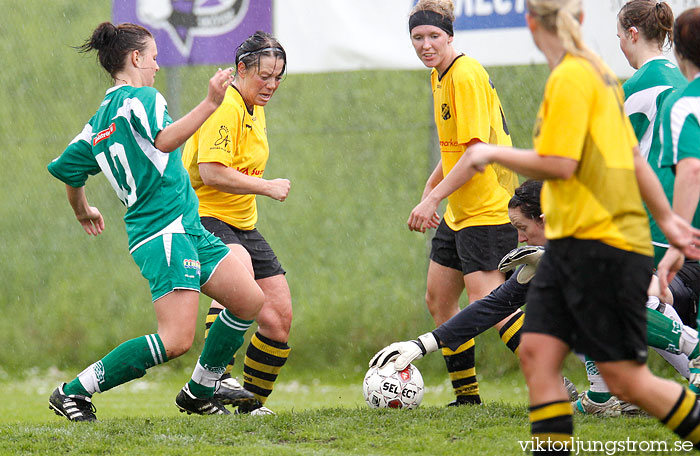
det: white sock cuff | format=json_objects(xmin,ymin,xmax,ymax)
[
  {"xmin": 680, "ymin": 326, "xmax": 699, "ymax": 357},
  {"xmin": 191, "ymin": 358, "xmax": 225, "ymax": 388},
  {"xmin": 77, "ymin": 361, "xmax": 103, "ymax": 395}
]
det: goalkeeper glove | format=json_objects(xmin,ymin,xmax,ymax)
[
  {"xmin": 369, "ymin": 333, "xmax": 439, "ymax": 370},
  {"xmin": 498, "ymin": 245, "xmax": 545, "ymax": 284}
]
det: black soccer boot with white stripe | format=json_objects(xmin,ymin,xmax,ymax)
[
  {"xmin": 214, "ymin": 374, "xmax": 257, "ymax": 407},
  {"xmin": 175, "ymin": 383, "xmax": 231, "ymax": 415},
  {"xmin": 49, "ymin": 383, "xmax": 97, "ymax": 422}
]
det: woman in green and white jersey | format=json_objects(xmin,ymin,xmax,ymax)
[
  {"xmin": 46, "ymin": 22, "xmax": 264, "ymax": 421},
  {"xmin": 619, "ymin": 1, "xmax": 700, "ymax": 333},
  {"xmin": 658, "ymin": 8, "xmax": 700, "ymax": 313},
  {"xmin": 618, "ymin": 0, "xmax": 687, "ymax": 265}
]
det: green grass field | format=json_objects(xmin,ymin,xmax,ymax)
[{"xmin": 0, "ymin": 368, "xmax": 690, "ymax": 456}]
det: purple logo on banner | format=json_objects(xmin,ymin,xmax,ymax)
[{"xmin": 113, "ymin": 0, "xmax": 272, "ymax": 67}]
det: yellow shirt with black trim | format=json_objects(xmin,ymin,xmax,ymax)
[
  {"xmin": 431, "ymin": 55, "xmax": 517, "ymax": 231},
  {"xmin": 534, "ymin": 54, "xmax": 652, "ymax": 256},
  {"xmin": 182, "ymin": 86, "xmax": 268, "ymax": 230}
]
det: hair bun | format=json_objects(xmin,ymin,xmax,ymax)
[{"xmin": 91, "ymin": 22, "xmax": 119, "ymax": 50}]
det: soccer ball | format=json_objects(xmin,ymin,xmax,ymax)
[{"xmin": 363, "ymin": 362, "xmax": 424, "ymax": 409}]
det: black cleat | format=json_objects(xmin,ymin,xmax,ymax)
[
  {"xmin": 175, "ymin": 383, "xmax": 231, "ymax": 415},
  {"xmin": 214, "ymin": 376, "xmax": 257, "ymax": 407},
  {"xmin": 49, "ymin": 383, "xmax": 97, "ymax": 422},
  {"xmin": 447, "ymin": 394, "xmax": 482, "ymax": 407}
]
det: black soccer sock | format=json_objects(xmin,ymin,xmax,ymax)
[
  {"xmin": 529, "ymin": 400, "xmax": 573, "ymax": 455},
  {"xmin": 205, "ymin": 307, "xmax": 235, "ymax": 375},
  {"xmin": 662, "ymin": 388, "xmax": 700, "ymax": 449},
  {"xmin": 243, "ymin": 331, "xmax": 290, "ymax": 404},
  {"xmin": 499, "ymin": 309, "xmax": 524, "ymax": 356},
  {"xmin": 442, "ymin": 338, "xmax": 480, "ymax": 403}
]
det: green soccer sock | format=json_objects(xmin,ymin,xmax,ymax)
[
  {"xmin": 646, "ymin": 308, "xmax": 700, "ymax": 358},
  {"xmin": 188, "ymin": 309, "xmax": 254, "ymax": 398},
  {"xmin": 586, "ymin": 391, "xmax": 612, "ymax": 403},
  {"xmin": 63, "ymin": 334, "xmax": 167, "ymax": 397}
]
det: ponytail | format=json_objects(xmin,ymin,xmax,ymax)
[
  {"xmin": 618, "ymin": 0, "xmax": 674, "ymax": 51},
  {"xmin": 77, "ymin": 22, "xmax": 153, "ymax": 78}
]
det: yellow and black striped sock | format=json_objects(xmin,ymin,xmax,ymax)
[
  {"xmin": 442, "ymin": 338, "xmax": 480, "ymax": 404},
  {"xmin": 529, "ymin": 400, "xmax": 573, "ymax": 455},
  {"xmin": 243, "ymin": 331, "xmax": 291, "ymax": 404},
  {"xmin": 499, "ymin": 310, "xmax": 524, "ymax": 356},
  {"xmin": 205, "ymin": 307, "xmax": 235, "ymax": 376},
  {"xmin": 662, "ymin": 388, "xmax": 700, "ymax": 448}
]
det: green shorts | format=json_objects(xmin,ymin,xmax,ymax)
[{"xmin": 131, "ymin": 231, "xmax": 231, "ymax": 302}]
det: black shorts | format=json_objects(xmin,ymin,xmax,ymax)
[
  {"xmin": 669, "ymin": 260, "xmax": 700, "ymax": 328},
  {"xmin": 429, "ymin": 220, "xmax": 517, "ymax": 275},
  {"xmin": 523, "ymin": 238, "xmax": 653, "ymax": 363},
  {"xmin": 200, "ymin": 217, "xmax": 285, "ymax": 280}
]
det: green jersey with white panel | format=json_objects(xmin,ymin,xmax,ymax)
[
  {"xmin": 659, "ymin": 75, "xmax": 700, "ymax": 229},
  {"xmin": 48, "ymin": 85, "xmax": 206, "ymax": 252},
  {"xmin": 623, "ymin": 58, "xmax": 686, "ymax": 260}
]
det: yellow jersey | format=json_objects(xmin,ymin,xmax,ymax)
[
  {"xmin": 182, "ymin": 86, "xmax": 268, "ymax": 230},
  {"xmin": 534, "ymin": 54, "xmax": 652, "ymax": 256},
  {"xmin": 431, "ymin": 55, "xmax": 517, "ymax": 230}
]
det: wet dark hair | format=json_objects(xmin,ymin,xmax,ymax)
[
  {"xmin": 618, "ymin": 0, "xmax": 674, "ymax": 50},
  {"xmin": 508, "ymin": 179, "xmax": 543, "ymax": 221},
  {"xmin": 77, "ymin": 22, "xmax": 153, "ymax": 78},
  {"xmin": 674, "ymin": 7, "xmax": 700, "ymax": 69},
  {"xmin": 235, "ymin": 31, "xmax": 287, "ymax": 76}
]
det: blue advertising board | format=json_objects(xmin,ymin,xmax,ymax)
[
  {"xmin": 113, "ymin": 0, "xmax": 272, "ymax": 66},
  {"xmin": 442, "ymin": 0, "xmax": 527, "ymax": 31}
]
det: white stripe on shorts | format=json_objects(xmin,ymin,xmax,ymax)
[{"xmin": 163, "ymin": 233, "xmax": 172, "ymax": 267}]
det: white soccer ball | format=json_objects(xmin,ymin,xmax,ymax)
[{"xmin": 363, "ymin": 362, "xmax": 424, "ymax": 409}]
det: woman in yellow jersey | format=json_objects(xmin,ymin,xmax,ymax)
[
  {"xmin": 406, "ymin": 0, "xmax": 521, "ymax": 406},
  {"xmin": 464, "ymin": 0, "xmax": 700, "ymax": 451},
  {"xmin": 182, "ymin": 32, "xmax": 290, "ymax": 415}
]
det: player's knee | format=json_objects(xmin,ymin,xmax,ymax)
[
  {"xmin": 599, "ymin": 367, "xmax": 640, "ymax": 403},
  {"xmin": 606, "ymin": 379, "xmax": 636, "ymax": 403},
  {"xmin": 162, "ymin": 334, "xmax": 195, "ymax": 359},
  {"xmin": 517, "ymin": 340, "xmax": 538, "ymax": 376},
  {"xmin": 424, "ymin": 291, "xmax": 449, "ymax": 322},
  {"xmin": 245, "ymin": 287, "xmax": 265, "ymax": 318},
  {"xmin": 221, "ymin": 287, "xmax": 264, "ymax": 321}
]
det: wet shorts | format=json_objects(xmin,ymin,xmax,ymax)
[
  {"xmin": 201, "ymin": 217, "xmax": 285, "ymax": 280},
  {"xmin": 131, "ymin": 230, "xmax": 230, "ymax": 302},
  {"xmin": 524, "ymin": 238, "xmax": 653, "ymax": 363},
  {"xmin": 430, "ymin": 220, "xmax": 517, "ymax": 275}
]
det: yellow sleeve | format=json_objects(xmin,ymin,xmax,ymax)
[
  {"xmin": 453, "ymin": 66, "xmax": 491, "ymax": 145},
  {"xmin": 196, "ymin": 102, "xmax": 243, "ymax": 166},
  {"xmin": 537, "ymin": 67, "xmax": 592, "ymax": 161}
]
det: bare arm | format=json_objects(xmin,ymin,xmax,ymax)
[
  {"xmin": 467, "ymin": 142, "xmax": 578, "ymax": 180},
  {"xmin": 199, "ymin": 162, "xmax": 290, "ymax": 201},
  {"xmin": 154, "ymin": 68, "xmax": 234, "ymax": 153},
  {"xmin": 421, "ymin": 160, "xmax": 444, "ymax": 200},
  {"xmin": 408, "ymin": 145, "xmax": 476, "ymax": 232},
  {"xmin": 65, "ymin": 185, "xmax": 104, "ymax": 236},
  {"xmin": 673, "ymin": 158, "xmax": 700, "ymax": 223}
]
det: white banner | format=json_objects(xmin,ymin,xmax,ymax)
[{"xmin": 274, "ymin": 0, "xmax": 700, "ymax": 78}]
